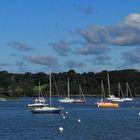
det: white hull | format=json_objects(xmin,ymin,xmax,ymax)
[
  {"xmin": 73, "ymin": 99, "xmax": 86, "ymax": 103},
  {"xmin": 0, "ymin": 97, "xmax": 6, "ymax": 101},
  {"xmin": 59, "ymin": 98, "xmax": 74, "ymax": 103},
  {"xmin": 107, "ymin": 98, "xmax": 125, "ymax": 102},
  {"xmin": 27, "ymin": 103, "xmax": 48, "ymax": 107},
  {"xmin": 107, "ymin": 96, "xmax": 133, "ymax": 102},
  {"xmin": 107, "ymin": 95, "xmax": 125, "ymax": 102},
  {"xmin": 123, "ymin": 98, "xmax": 133, "ymax": 101}
]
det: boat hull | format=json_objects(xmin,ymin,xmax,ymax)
[
  {"xmin": 27, "ymin": 103, "xmax": 48, "ymax": 108},
  {"xmin": 32, "ymin": 109, "xmax": 61, "ymax": 114},
  {"xmin": 110, "ymin": 99, "xmax": 125, "ymax": 102},
  {"xmin": 107, "ymin": 96, "xmax": 125, "ymax": 102},
  {"xmin": 73, "ymin": 99, "xmax": 86, "ymax": 103},
  {"xmin": 59, "ymin": 98, "xmax": 74, "ymax": 103},
  {"xmin": 31, "ymin": 106, "xmax": 63, "ymax": 114},
  {"xmin": 123, "ymin": 98, "xmax": 133, "ymax": 101},
  {"xmin": 0, "ymin": 97, "xmax": 6, "ymax": 101},
  {"xmin": 97, "ymin": 102, "xmax": 120, "ymax": 108}
]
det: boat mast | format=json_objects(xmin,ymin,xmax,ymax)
[
  {"xmin": 79, "ymin": 85, "xmax": 81, "ymax": 99},
  {"xmin": 107, "ymin": 73, "xmax": 111, "ymax": 96},
  {"xmin": 101, "ymin": 80, "xmax": 105, "ymax": 101},
  {"xmin": 118, "ymin": 83, "xmax": 121, "ymax": 98},
  {"xmin": 126, "ymin": 82, "xmax": 129, "ymax": 97},
  {"xmin": 39, "ymin": 81, "xmax": 41, "ymax": 98},
  {"xmin": 50, "ymin": 68, "xmax": 51, "ymax": 107},
  {"xmin": 80, "ymin": 85, "xmax": 85, "ymax": 100},
  {"xmin": 68, "ymin": 77, "xmax": 70, "ymax": 98},
  {"xmin": 120, "ymin": 84, "xmax": 124, "ymax": 98},
  {"xmin": 127, "ymin": 82, "xmax": 133, "ymax": 98}
]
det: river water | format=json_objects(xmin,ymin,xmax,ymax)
[{"xmin": 0, "ymin": 97, "xmax": 140, "ymax": 140}]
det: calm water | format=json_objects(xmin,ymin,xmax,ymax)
[{"xmin": 0, "ymin": 97, "xmax": 140, "ymax": 140}]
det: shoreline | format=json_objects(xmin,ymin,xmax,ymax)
[{"xmin": 2, "ymin": 95, "xmax": 140, "ymax": 98}]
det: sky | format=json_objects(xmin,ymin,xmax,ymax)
[{"xmin": 0, "ymin": 0, "xmax": 140, "ymax": 73}]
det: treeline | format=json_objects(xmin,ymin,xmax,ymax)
[{"xmin": 0, "ymin": 69, "xmax": 140, "ymax": 97}]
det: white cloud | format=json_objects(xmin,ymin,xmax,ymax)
[
  {"xmin": 50, "ymin": 40, "xmax": 70, "ymax": 56},
  {"xmin": 26, "ymin": 55, "xmax": 58, "ymax": 67},
  {"xmin": 66, "ymin": 59, "xmax": 85, "ymax": 69},
  {"xmin": 120, "ymin": 13, "xmax": 140, "ymax": 29},
  {"xmin": 7, "ymin": 41, "xmax": 33, "ymax": 52},
  {"xmin": 77, "ymin": 44, "xmax": 109, "ymax": 55},
  {"xmin": 122, "ymin": 47, "xmax": 140, "ymax": 65},
  {"xmin": 77, "ymin": 25, "xmax": 109, "ymax": 45},
  {"xmin": 76, "ymin": 13, "xmax": 140, "ymax": 68}
]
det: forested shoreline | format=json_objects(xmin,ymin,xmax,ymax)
[{"xmin": 0, "ymin": 69, "xmax": 140, "ymax": 97}]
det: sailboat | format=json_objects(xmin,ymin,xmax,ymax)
[
  {"xmin": 31, "ymin": 69, "xmax": 63, "ymax": 114},
  {"xmin": 106, "ymin": 73, "xmax": 122, "ymax": 102},
  {"xmin": 0, "ymin": 97, "xmax": 6, "ymax": 101},
  {"xmin": 123, "ymin": 82, "xmax": 133, "ymax": 101},
  {"xmin": 59, "ymin": 77, "xmax": 74, "ymax": 103},
  {"xmin": 27, "ymin": 81, "xmax": 48, "ymax": 108},
  {"xmin": 97, "ymin": 80, "xmax": 120, "ymax": 108},
  {"xmin": 73, "ymin": 85, "xmax": 86, "ymax": 103},
  {"xmin": 110, "ymin": 83, "xmax": 125, "ymax": 102},
  {"xmin": 34, "ymin": 81, "xmax": 46, "ymax": 103}
]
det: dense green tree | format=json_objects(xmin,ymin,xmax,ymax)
[{"xmin": 0, "ymin": 69, "xmax": 140, "ymax": 97}]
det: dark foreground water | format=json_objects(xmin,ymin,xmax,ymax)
[{"xmin": 0, "ymin": 97, "xmax": 140, "ymax": 140}]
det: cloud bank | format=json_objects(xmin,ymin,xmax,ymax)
[
  {"xmin": 7, "ymin": 41, "xmax": 33, "ymax": 52},
  {"xmin": 26, "ymin": 55, "xmax": 58, "ymax": 67},
  {"xmin": 76, "ymin": 13, "xmax": 140, "ymax": 67},
  {"xmin": 77, "ymin": 13, "xmax": 140, "ymax": 48},
  {"xmin": 50, "ymin": 40, "xmax": 70, "ymax": 56},
  {"xmin": 66, "ymin": 59, "xmax": 85, "ymax": 69}
]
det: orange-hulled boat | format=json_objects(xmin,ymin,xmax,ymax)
[
  {"xmin": 97, "ymin": 101, "xmax": 120, "ymax": 108},
  {"xmin": 97, "ymin": 80, "xmax": 120, "ymax": 108}
]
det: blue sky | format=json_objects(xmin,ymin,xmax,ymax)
[{"xmin": 0, "ymin": 0, "xmax": 140, "ymax": 73}]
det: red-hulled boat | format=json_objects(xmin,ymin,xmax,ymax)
[{"xmin": 73, "ymin": 85, "xmax": 86, "ymax": 103}]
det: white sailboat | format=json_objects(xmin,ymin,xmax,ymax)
[
  {"xmin": 111, "ymin": 83, "xmax": 125, "ymax": 102},
  {"xmin": 0, "ymin": 97, "xmax": 6, "ymax": 101},
  {"xmin": 107, "ymin": 73, "xmax": 122, "ymax": 102},
  {"xmin": 27, "ymin": 81, "xmax": 48, "ymax": 108},
  {"xmin": 59, "ymin": 77, "xmax": 74, "ymax": 103},
  {"xmin": 73, "ymin": 85, "xmax": 86, "ymax": 103},
  {"xmin": 123, "ymin": 82, "xmax": 133, "ymax": 101},
  {"xmin": 34, "ymin": 81, "xmax": 46, "ymax": 103},
  {"xmin": 32, "ymin": 69, "xmax": 63, "ymax": 114}
]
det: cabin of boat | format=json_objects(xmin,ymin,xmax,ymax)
[{"xmin": 35, "ymin": 97, "xmax": 46, "ymax": 103}]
